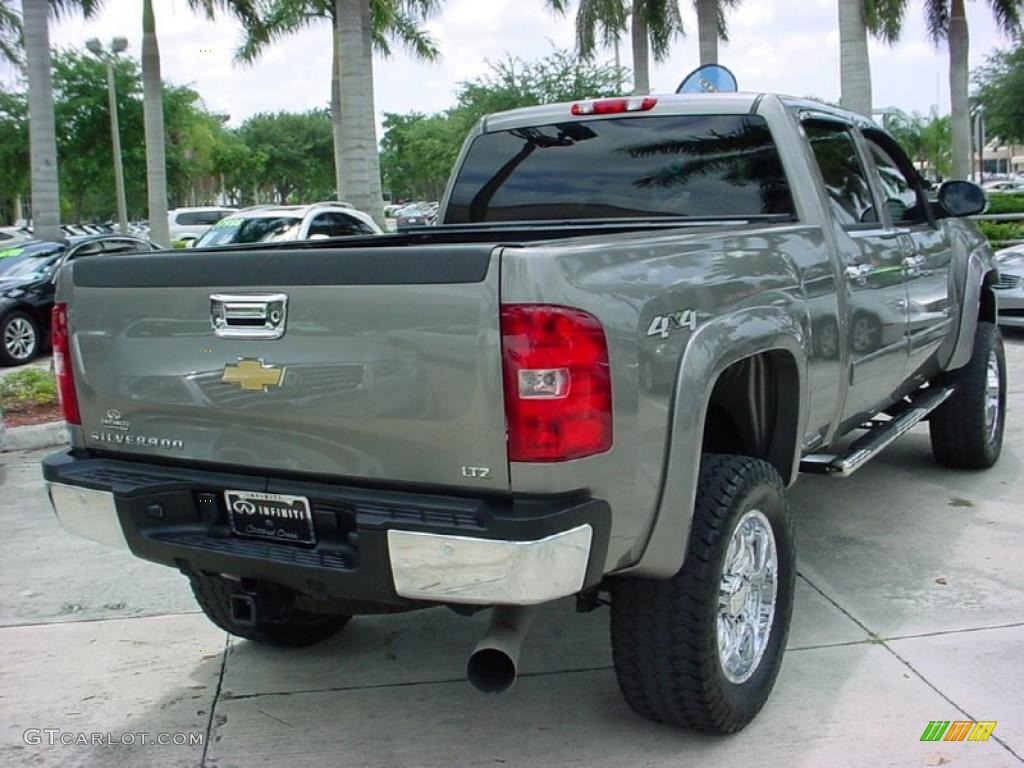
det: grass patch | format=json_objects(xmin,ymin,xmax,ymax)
[{"xmin": 0, "ymin": 367, "xmax": 57, "ymax": 408}]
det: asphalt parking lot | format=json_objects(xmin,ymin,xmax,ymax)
[{"xmin": 1, "ymin": 335, "xmax": 1023, "ymax": 768}]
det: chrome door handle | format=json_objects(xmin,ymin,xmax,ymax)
[
  {"xmin": 210, "ymin": 293, "xmax": 289, "ymax": 339},
  {"xmin": 845, "ymin": 264, "xmax": 871, "ymax": 279}
]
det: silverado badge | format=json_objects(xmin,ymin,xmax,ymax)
[{"xmin": 221, "ymin": 359, "xmax": 286, "ymax": 391}]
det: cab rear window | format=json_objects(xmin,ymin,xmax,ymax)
[{"xmin": 445, "ymin": 114, "xmax": 794, "ymax": 223}]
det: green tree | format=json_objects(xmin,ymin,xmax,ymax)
[
  {"xmin": 0, "ymin": 90, "xmax": 28, "ymax": 223},
  {"xmin": 238, "ymin": 0, "xmax": 438, "ymax": 209},
  {"xmin": 237, "ymin": 110, "xmax": 335, "ymax": 203},
  {"xmin": 139, "ymin": 0, "xmax": 258, "ymax": 247},
  {"xmin": 883, "ymin": 109, "xmax": 952, "ymax": 178},
  {"xmin": 973, "ymin": 42, "xmax": 1024, "ymax": 144},
  {"xmin": 693, "ymin": 0, "xmax": 742, "ymax": 66},
  {"xmin": 380, "ymin": 49, "xmax": 623, "ymax": 201}
]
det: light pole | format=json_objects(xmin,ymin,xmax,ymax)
[{"xmin": 86, "ymin": 37, "xmax": 130, "ymax": 234}]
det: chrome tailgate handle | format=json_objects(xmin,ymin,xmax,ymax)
[{"xmin": 211, "ymin": 293, "xmax": 288, "ymax": 339}]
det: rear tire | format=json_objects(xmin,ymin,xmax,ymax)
[
  {"xmin": 609, "ymin": 454, "xmax": 795, "ymax": 733},
  {"xmin": 189, "ymin": 573, "xmax": 350, "ymax": 647},
  {"xmin": 929, "ymin": 321, "xmax": 1005, "ymax": 469}
]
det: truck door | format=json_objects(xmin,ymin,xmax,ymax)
[
  {"xmin": 802, "ymin": 119, "xmax": 910, "ymax": 423},
  {"xmin": 861, "ymin": 130, "xmax": 958, "ymax": 383}
]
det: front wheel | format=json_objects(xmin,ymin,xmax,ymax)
[
  {"xmin": 929, "ymin": 321, "xmax": 1006, "ymax": 469},
  {"xmin": 0, "ymin": 310, "xmax": 41, "ymax": 366},
  {"xmin": 610, "ymin": 454, "xmax": 795, "ymax": 733}
]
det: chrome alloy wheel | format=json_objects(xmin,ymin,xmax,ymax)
[
  {"xmin": 3, "ymin": 316, "xmax": 36, "ymax": 361},
  {"xmin": 985, "ymin": 349, "xmax": 1001, "ymax": 443},
  {"xmin": 717, "ymin": 509, "xmax": 778, "ymax": 685}
]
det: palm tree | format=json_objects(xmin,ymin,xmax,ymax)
[
  {"xmin": 925, "ymin": 0, "xmax": 1022, "ymax": 179},
  {"xmin": 141, "ymin": 0, "xmax": 257, "ymax": 248},
  {"xmin": 237, "ymin": 0, "xmax": 438, "ymax": 215},
  {"xmin": 694, "ymin": 0, "xmax": 742, "ymax": 66},
  {"xmin": 547, "ymin": 0, "xmax": 683, "ymax": 94},
  {"xmin": 22, "ymin": 1, "xmax": 103, "ymax": 241},
  {"xmin": 837, "ymin": 0, "xmax": 906, "ymax": 117}
]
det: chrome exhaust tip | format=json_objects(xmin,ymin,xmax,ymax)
[{"xmin": 466, "ymin": 606, "xmax": 536, "ymax": 694}]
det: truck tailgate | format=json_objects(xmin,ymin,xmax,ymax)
[{"xmin": 64, "ymin": 245, "xmax": 509, "ymax": 488}]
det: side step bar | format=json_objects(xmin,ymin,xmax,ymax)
[{"xmin": 800, "ymin": 386, "xmax": 955, "ymax": 477}]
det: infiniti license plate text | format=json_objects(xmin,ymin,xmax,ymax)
[{"xmin": 225, "ymin": 490, "xmax": 315, "ymax": 545}]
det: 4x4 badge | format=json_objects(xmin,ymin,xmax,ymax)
[{"xmin": 222, "ymin": 359, "xmax": 286, "ymax": 391}]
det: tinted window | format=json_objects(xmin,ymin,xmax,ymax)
[
  {"xmin": 196, "ymin": 216, "xmax": 302, "ymax": 246},
  {"xmin": 307, "ymin": 212, "xmax": 375, "ymax": 238},
  {"xmin": 865, "ymin": 137, "xmax": 926, "ymax": 223},
  {"xmin": 803, "ymin": 121, "xmax": 877, "ymax": 226},
  {"xmin": 102, "ymin": 239, "xmax": 153, "ymax": 254},
  {"xmin": 0, "ymin": 242, "xmax": 64, "ymax": 278},
  {"xmin": 446, "ymin": 115, "xmax": 794, "ymax": 223},
  {"xmin": 175, "ymin": 210, "xmax": 231, "ymax": 226}
]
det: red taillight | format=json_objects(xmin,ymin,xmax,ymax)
[
  {"xmin": 51, "ymin": 303, "xmax": 80, "ymax": 425},
  {"xmin": 500, "ymin": 304, "xmax": 612, "ymax": 462},
  {"xmin": 570, "ymin": 97, "xmax": 657, "ymax": 116}
]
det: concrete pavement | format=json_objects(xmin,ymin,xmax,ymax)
[{"xmin": 1, "ymin": 336, "xmax": 1023, "ymax": 767}]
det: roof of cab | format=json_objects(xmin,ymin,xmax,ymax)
[{"xmin": 480, "ymin": 92, "xmax": 879, "ymax": 133}]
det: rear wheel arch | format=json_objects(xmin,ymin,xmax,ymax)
[{"xmin": 702, "ymin": 349, "xmax": 803, "ymax": 486}]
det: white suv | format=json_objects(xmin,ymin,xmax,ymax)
[
  {"xmin": 168, "ymin": 207, "xmax": 236, "ymax": 243},
  {"xmin": 194, "ymin": 202, "xmax": 381, "ymax": 248}
]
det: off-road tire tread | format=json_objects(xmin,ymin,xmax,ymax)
[
  {"xmin": 929, "ymin": 321, "xmax": 1004, "ymax": 469},
  {"xmin": 610, "ymin": 454, "xmax": 794, "ymax": 733}
]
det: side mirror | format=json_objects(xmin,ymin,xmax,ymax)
[{"xmin": 937, "ymin": 180, "xmax": 986, "ymax": 217}]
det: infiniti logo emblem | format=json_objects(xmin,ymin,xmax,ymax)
[{"xmin": 232, "ymin": 500, "xmax": 257, "ymax": 515}]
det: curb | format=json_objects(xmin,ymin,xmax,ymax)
[{"xmin": 0, "ymin": 420, "xmax": 68, "ymax": 453}]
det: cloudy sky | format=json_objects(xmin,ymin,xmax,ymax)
[{"xmin": 1, "ymin": 0, "xmax": 1016, "ymax": 127}]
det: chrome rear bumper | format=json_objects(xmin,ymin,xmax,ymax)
[
  {"xmin": 387, "ymin": 525, "xmax": 593, "ymax": 605},
  {"xmin": 47, "ymin": 482, "xmax": 128, "ymax": 549}
]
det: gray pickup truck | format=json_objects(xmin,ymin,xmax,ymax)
[{"xmin": 43, "ymin": 93, "xmax": 1002, "ymax": 734}]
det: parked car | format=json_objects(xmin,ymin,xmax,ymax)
[
  {"xmin": 194, "ymin": 202, "xmax": 381, "ymax": 247},
  {"xmin": 0, "ymin": 234, "xmax": 160, "ymax": 365},
  {"xmin": 0, "ymin": 227, "xmax": 32, "ymax": 247},
  {"xmin": 168, "ymin": 207, "xmax": 236, "ymax": 244},
  {"xmin": 994, "ymin": 245, "xmax": 1024, "ymax": 327},
  {"xmin": 983, "ymin": 180, "xmax": 1024, "ymax": 195},
  {"xmin": 44, "ymin": 93, "xmax": 1000, "ymax": 734},
  {"xmin": 395, "ymin": 205, "xmax": 433, "ymax": 229}
]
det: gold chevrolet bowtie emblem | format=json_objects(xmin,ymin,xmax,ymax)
[{"xmin": 221, "ymin": 359, "xmax": 285, "ymax": 391}]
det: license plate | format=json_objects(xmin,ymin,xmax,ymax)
[{"xmin": 225, "ymin": 490, "xmax": 315, "ymax": 545}]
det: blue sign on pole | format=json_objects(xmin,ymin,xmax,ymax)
[{"xmin": 676, "ymin": 64, "xmax": 739, "ymax": 94}]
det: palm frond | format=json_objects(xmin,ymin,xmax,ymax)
[
  {"xmin": 864, "ymin": 0, "xmax": 908, "ymax": 44},
  {"xmin": 0, "ymin": 2, "xmax": 22, "ymax": 69},
  {"xmin": 642, "ymin": 0, "xmax": 685, "ymax": 61},
  {"xmin": 235, "ymin": 0, "xmax": 329, "ymax": 63},
  {"xmin": 986, "ymin": 0, "xmax": 1022, "ymax": 35},
  {"xmin": 924, "ymin": 0, "xmax": 950, "ymax": 43}
]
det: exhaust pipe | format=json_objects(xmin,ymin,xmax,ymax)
[{"xmin": 466, "ymin": 606, "xmax": 536, "ymax": 693}]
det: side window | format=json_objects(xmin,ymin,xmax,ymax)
[
  {"xmin": 306, "ymin": 214, "xmax": 333, "ymax": 238},
  {"xmin": 197, "ymin": 210, "xmax": 229, "ymax": 225},
  {"xmin": 308, "ymin": 212, "xmax": 374, "ymax": 238},
  {"xmin": 102, "ymin": 239, "xmax": 145, "ymax": 254},
  {"xmin": 803, "ymin": 121, "xmax": 878, "ymax": 226},
  {"xmin": 65, "ymin": 242, "xmax": 104, "ymax": 260},
  {"xmin": 864, "ymin": 136, "xmax": 928, "ymax": 224}
]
